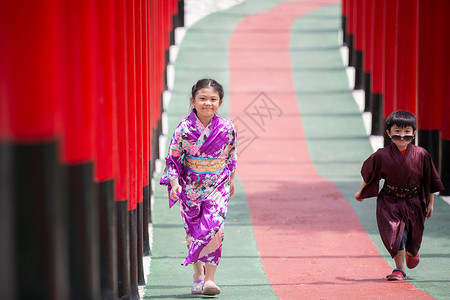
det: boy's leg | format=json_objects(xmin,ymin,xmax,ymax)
[{"xmin": 394, "ymin": 249, "xmax": 406, "ymax": 272}]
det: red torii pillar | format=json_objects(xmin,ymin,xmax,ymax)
[
  {"xmin": 382, "ymin": 0, "xmax": 398, "ymax": 145},
  {"xmin": 125, "ymin": 0, "xmax": 141, "ymax": 298},
  {"xmin": 347, "ymin": 0, "xmax": 355, "ymax": 67},
  {"xmin": 438, "ymin": 2, "xmax": 450, "ymax": 195},
  {"xmin": 394, "ymin": 0, "xmax": 418, "ymax": 116},
  {"xmin": 60, "ymin": 0, "xmax": 103, "ymax": 298},
  {"xmin": 134, "ymin": 0, "xmax": 146, "ymax": 287},
  {"xmin": 363, "ymin": 0, "xmax": 374, "ymax": 114},
  {"xmin": 142, "ymin": 0, "xmax": 152, "ymax": 258},
  {"xmin": 370, "ymin": 0, "xmax": 385, "ymax": 136},
  {"xmin": 113, "ymin": 0, "xmax": 132, "ymax": 298},
  {"xmin": 353, "ymin": 0, "xmax": 364, "ymax": 90},
  {"xmin": 96, "ymin": 0, "xmax": 119, "ymax": 298},
  {"xmin": 417, "ymin": 0, "xmax": 444, "ymax": 167},
  {"xmin": 342, "ymin": 0, "xmax": 348, "ymax": 46},
  {"xmin": 0, "ymin": 1, "xmax": 69, "ymax": 299}
]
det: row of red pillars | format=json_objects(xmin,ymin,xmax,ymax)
[
  {"xmin": 341, "ymin": 0, "xmax": 450, "ymax": 195},
  {"xmin": 0, "ymin": 0, "xmax": 184, "ymax": 299}
]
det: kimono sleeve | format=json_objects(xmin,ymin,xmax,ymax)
[
  {"xmin": 359, "ymin": 150, "xmax": 382, "ymax": 199},
  {"xmin": 160, "ymin": 124, "xmax": 184, "ymax": 186},
  {"xmin": 422, "ymin": 150, "xmax": 444, "ymax": 205},
  {"xmin": 226, "ymin": 122, "xmax": 237, "ymax": 173}
]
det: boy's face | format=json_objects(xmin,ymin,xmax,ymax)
[{"xmin": 386, "ymin": 125, "xmax": 415, "ymax": 150}]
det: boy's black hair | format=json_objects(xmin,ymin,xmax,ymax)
[{"xmin": 385, "ymin": 110, "xmax": 416, "ymax": 131}]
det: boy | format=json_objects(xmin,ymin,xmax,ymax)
[{"xmin": 355, "ymin": 110, "xmax": 444, "ymax": 280}]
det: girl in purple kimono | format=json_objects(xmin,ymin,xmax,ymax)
[
  {"xmin": 355, "ymin": 110, "xmax": 444, "ymax": 281},
  {"xmin": 160, "ymin": 78, "xmax": 237, "ymax": 295}
]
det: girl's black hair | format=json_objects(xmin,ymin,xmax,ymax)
[
  {"xmin": 385, "ymin": 110, "xmax": 416, "ymax": 131},
  {"xmin": 191, "ymin": 78, "xmax": 224, "ymax": 100}
]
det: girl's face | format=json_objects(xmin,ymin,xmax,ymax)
[
  {"xmin": 386, "ymin": 124, "xmax": 415, "ymax": 150},
  {"xmin": 190, "ymin": 87, "xmax": 222, "ymax": 124}
]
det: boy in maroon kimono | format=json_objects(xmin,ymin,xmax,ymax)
[{"xmin": 355, "ymin": 110, "xmax": 444, "ymax": 280}]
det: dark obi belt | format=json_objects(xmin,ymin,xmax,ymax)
[{"xmin": 383, "ymin": 183, "xmax": 421, "ymax": 198}]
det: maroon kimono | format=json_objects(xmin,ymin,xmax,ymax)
[{"xmin": 359, "ymin": 143, "xmax": 444, "ymax": 258}]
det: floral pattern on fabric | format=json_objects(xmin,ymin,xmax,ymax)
[{"xmin": 160, "ymin": 110, "xmax": 237, "ymax": 266}]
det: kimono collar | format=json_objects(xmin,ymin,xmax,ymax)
[
  {"xmin": 391, "ymin": 142, "xmax": 412, "ymax": 158},
  {"xmin": 188, "ymin": 109, "xmax": 218, "ymax": 131}
]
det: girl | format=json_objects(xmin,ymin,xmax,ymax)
[{"xmin": 160, "ymin": 78, "xmax": 237, "ymax": 295}]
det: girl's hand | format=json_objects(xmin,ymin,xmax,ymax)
[
  {"xmin": 229, "ymin": 179, "xmax": 235, "ymax": 197},
  {"xmin": 426, "ymin": 202, "xmax": 434, "ymax": 218},
  {"xmin": 170, "ymin": 181, "xmax": 182, "ymax": 201}
]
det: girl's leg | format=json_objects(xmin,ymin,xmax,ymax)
[
  {"xmin": 193, "ymin": 261, "xmax": 204, "ymax": 277},
  {"xmin": 204, "ymin": 263, "xmax": 217, "ymax": 282},
  {"xmin": 394, "ymin": 249, "xmax": 406, "ymax": 272},
  {"xmin": 203, "ymin": 263, "xmax": 221, "ymax": 295}
]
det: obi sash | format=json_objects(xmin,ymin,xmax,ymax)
[
  {"xmin": 383, "ymin": 183, "xmax": 421, "ymax": 198},
  {"xmin": 183, "ymin": 154, "xmax": 226, "ymax": 174}
]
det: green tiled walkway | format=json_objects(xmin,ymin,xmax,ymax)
[{"xmin": 143, "ymin": 1, "xmax": 450, "ymax": 299}]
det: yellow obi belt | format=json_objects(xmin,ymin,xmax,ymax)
[{"xmin": 183, "ymin": 154, "xmax": 226, "ymax": 174}]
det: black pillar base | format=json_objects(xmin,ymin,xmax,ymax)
[
  {"xmin": 170, "ymin": 15, "xmax": 177, "ymax": 46},
  {"xmin": 129, "ymin": 209, "xmax": 140, "ymax": 299},
  {"xmin": 348, "ymin": 34, "xmax": 354, "ymax": 67},
  {"xmin": 370, "ymin": 93, "xmax": 384, "ymax": 136},
  {"xmin": 0, "ymin": 142, "xmax": 15, "ymax": 300},
  {"xmin": 117, "ymin": 200, "xmax": 131, "ymax": 299},
  {"xmin": 143, "ymin": 184, "xmax": 151, "ymax": 256},
  {"xmin": 363, "ymin": 72, "xmax": 371, "ymax": 112},
  {"xmin": 1, "ymin": 142, "xmax": 69, "ymax": 300},
  {"xmin": 342, "ymin": 16, "xmax": 347, "ymax": 46},
  {"xmin": 178, "ymin": 0, "xmax": 185, "ymax": 27},
  {"xmin": 354, "ymin": 50, "xmax": 364, "ymax": 90},
  {"xmin": 418, "ymin": 130, "xmax": 440, "ymax": 168},
  {"xmin": 440, "ymin": 138, "xmax": 450, "ymax": 196},
  {"xmin": 67, "ymin": 163, "xmax": 101, "ymax": 300},
  {"xmin": 137, "ymin": 201, "xmax": 146, "ymax": 286},
  {"xmin": 97, "ymin": 179, "xmax": 118, "ymax": 300}
]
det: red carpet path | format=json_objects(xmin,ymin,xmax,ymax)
[{"xmin": 229, "ymin": 1, "xmax": 434, "ymax": 299}]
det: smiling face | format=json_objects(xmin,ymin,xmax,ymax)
[
  {"xmin": 190, "ymin": 87, "xmax": 222, "ymax": 126},
  {"xmin": 386, "ymin": 124, "xmax": 416, "ymax": 151}
]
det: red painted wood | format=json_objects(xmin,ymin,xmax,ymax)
[
  {"xmin": 383, "ymin": 0, "xmax": 397, "ymax": 118},
  {"xmin": 354, "ymin": 0, "xmax": 363, "ymax": 51},
  {"xmin": 135, "ymin": 0, "xmax": 144, "ymax": 204},
  {"xmin": 95, "ymin": 0, "xmax": 116, "ymax": 181},
  {"xmin": 0, "ymin": 0, "xmax": 62, "ymax": 142},
  {"xmin": 394, "ymin": 0, "xmax": 418, "ymax": 115},
  {"xmin": 113, "ymin": 0, "xmax": 129, "ymax": 201},
  {"xmin": 347, "ymin": 0, "xmax": 354, "ymax": 35},
  {"xmin": 143, "ymin": 0, "xmax": 150, "ymax": 185},
  {"xmin": 343, "ymin": 0, "xmax": 348, "ymax": 18},
  {"xmin": 126, "ymin": 0, "xmax": 138, "ymax": 210},
  {"xmin": 60, "ymin": 0, "xmax": 97, "ymax": 164},
  {"xmin": 363, "ymin": 0, "xmax": 374, "ymax": 73},
  {"xmin": 371, "ymin": 0, "xmax": 385, "ymax": 94},
  {"xmin": 417, "ymin": 0, "xmax": 444, "ymax": 131},
  {"xmin": 441, "ymin": 2, "xmax": 450, "ymax": 140}
]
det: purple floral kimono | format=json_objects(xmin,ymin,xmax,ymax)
[{"xmin": 160, "ymin": 111, "xmax": 237, "ymax": 266}]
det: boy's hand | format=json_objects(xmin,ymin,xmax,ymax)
[
  {"xmin": 426, "ymin": 202, "xmax": 433, "ymax": 218},
  {"xmin": 355, "ymin": 192, "xmax": 364, "ymax": 202}
]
